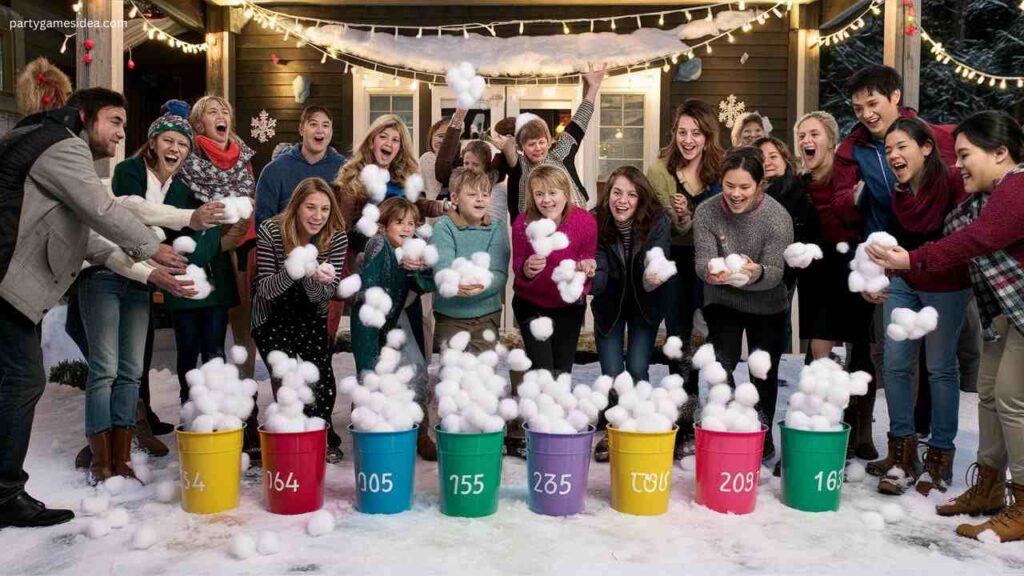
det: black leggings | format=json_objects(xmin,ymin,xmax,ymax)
[
  {"xmin": 511, "ymin": 296, "xmax": 585, "ymax": 376},
  {"xmin": 703, "ymin": 304, "xmax": 787, "ymax": 429}
]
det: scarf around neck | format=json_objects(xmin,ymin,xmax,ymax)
[
  {"xmin": 892, "ymin": 170, "xmax": 959, "ymax": 235},
  {"xmin": 179, "ymin": 134, "xmax": 256, "ymax": 202}
]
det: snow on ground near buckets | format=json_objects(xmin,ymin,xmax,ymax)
[{"xmin": 5, "ymin": 309, "xmax": 1023, "ymax": 575}]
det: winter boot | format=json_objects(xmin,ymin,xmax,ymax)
[
  {"xmin": 936, "ymin": 463, "xmax": 1008, "ymax": 517},
  {"xmin": 417, "ymin": 420, "xmax": 437, "ymax": 462},
  {"xmin": 134, "ymin": 399, "xmax": 168, "ymax": 457},
  {"xmin": 111, "ymin": 428, "xmax": 137, "ymax": 479},
  {"xmin": 916, "ymin": 446, "xmax": 956, "ymax": 496},
  {"xmin": 877, "ymin": 435, "xmax": 921, "ymax": 495},
  {"xmin": 87, "ymin": 430, "xmax": 112, "ymax": 485},
  {"xmin": 867, "ymin": 433, "xmax": 900, "ymax": 477},
  {"xmin": 594, "ymin": 433, "xmax": 610, "ymax": 463},
  {"xmin": 854, "ymin": 395, "xmax": 879, "ymax": 461},
  {"xmin": 243, "ymin": 413, "xmax": 262, "ymax": 465},
  {"xmin": 75, "ymin": 445, "xmax": 92, "ymax": 469},
  {"xmin": 956, "ymin": 483, "xmax": 1024, "ymax": 543}
]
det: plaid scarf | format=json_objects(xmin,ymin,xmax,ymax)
[
  {"xmin": 944, "ymin": 164, "xmax": 1024, "ymax": 334},
  {"xmin": 178, "ymin": 135, "xmax": 256, "ymax": 202}
]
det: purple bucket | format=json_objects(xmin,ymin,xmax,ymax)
[{"xmin": 525, "ymin": 425, "xmax": 595, "ymax": 516}]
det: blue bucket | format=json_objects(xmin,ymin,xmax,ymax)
[{"xmin": 350, "ymin": 424, "xmax": 418, "ymax": 514}]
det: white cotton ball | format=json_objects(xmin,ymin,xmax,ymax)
[
  {"xmin": 526, "ymin": 218, "xmax": 557, "ymax": 240},
  {"xmin": 612, "ymin": 371, "xmax": 635, "ymax": 396},
  {"xmin": 592, "ymin": 375, "xmax": 613, "ymax": 396},
  {"xmin": 662, "ymin": 336, "xmax": 684, "ymax": 360},
  {"xmin": 307, "ymin": 509, "xmax": 335, "ymax": 537},
  {"xmin": 786, "ymin": 410, "xmax": 811, "ymax": 430},
  {"xmin": 447, "ymin": 331, "xmax": 472, "ymax": 352},
  {"xmin": 441, "ymin": 414, "xmax": 464, "ymax": 433},
  {"xmin": 604, "ymin": 405, "xmax": 629, "ymax": 427},
  {"xmin": 849, "ymin": 371, "xmax": 872, "ymax": 396},
  {"xmin": 836, "ymin": 242, "xmax": 850, "ymax": 254},
  {"xmin": 634, "ymin": 381, "xmax": 653, "ymax": 401},
  {"xmin": 865, "ymin": 275, "xmax": 890, "ymax": 294},
  {"xmin": 707, "ymin": 384, "xmax": 733, "ymax": 405},
  {"xmin": 691, "ymin": 343, "xmax": 716, "ymax": 370},
  {"xmin": 86, "ymin": 518, "xmax": 111, "ymax": 539},
  {"xmin": 230, "ymin": 533, "xmax": 257, "ymax": 560},
  {"xmin": 131, "ymin": 524, "xmax": 158, "ymax": 549},
  {"xmin": 190, "ymin": 414, "xmax": 216, "ymax": 432},
  {"xmin": 845, "ymin": 461, "xmax": 867, "ymax": 483},
  {"xmin": 497, "ymin": 398, "xmax": 519, "ymax": 421},
  {"xmin": 886, "ymin": 323, "xmax": 909, "ymax": 341},
  {"xmin": 891, "ymin": 307, "xmax": 916, "ymax": 328},
  {"xmin": 724, "ymin": 254, "xmax": 745, "ymax": 273},
  {"xmin": 185, "ymin": 369, "xmax": 205, "ymax": 389},
  {"xmin": 827, "ymin": 385, "xmax": 851, "ymax": 410},
  {"xmin": 155, "ymin": 480, "xmax": 178, "ymax": 503},
  {"xmin": 700, "ymin": 415, "xmax": 727, "ymax": 432},
  {"xmin": 304, "ymin": 417, "xmax": 327, "ymax": 431},
  {"xmin": 820, "ymin": 402, "xmax": 843, "ymax": 425},
  {"xmin": 404, "ymin": 173, "xmax": 425, "ymax": 203},
  {"xmin": 172, "ymin": 236, "xmax": 197, "ymax": 255},
  {"xmin": 734, "ymin": 383, "xmax": 760, "ymax": 407},
  {"xmin": 702, "ymin": 403, "xmax": 727, "ymax": 421},
  {"xmin": 105, "ymin": 507, "xmax": 129, "ymax": 529},
  {"xmin": 567, "ymin": 410, "xmax": 590, "ymax": 432},
  {"xmin": 848, "ymin": 271, "xmax": 866, "ymax": 293},
  {"xmin": 861, "ymin": 511, "xmax": 886, "ymax": 530},
  {"xmin": 529, "ymin": 317, "xmax": 554, "ymax": 341},
  {"xmin": 879, "ymin": 502, "xmax": 904, "ymax": 524},
  {"xmin": 385, "ymin": 329, "xmax": 406, "ymax": 350},
  {"xmin": 708, "ymin": 257, "xmax": 728, "ymax": 275},
  {"xmin": 277, "ymin": 386, "xmax": 299, "ymax": 406},
  {"xmin": 747, "ymin": 350, "xmax": 772, "ymax": 380},
  {"xmin": 335, "ymin": 274, "xmax": 362, "ymax": 300},
  {"xmin": 916, "ymin": 306, "xmax": 939, "ymax": 332},
  {"xmin": 804, "ymin": 394, "xmax": 824, "ymax": 417},
  {"xmin": 810, "ymin": 415, "xmax": 832, "ymax": 431},
  {"xmin": 225, "ymin": 345, "xmax": 247, "ymax": 366},
  {"xmin": 298, "ymin": 362, "xmax": 320, "ymax": 385},
  {"xmin": 102, "ymin": 475, "xmax": 127, "ymax": 496},
  {"xmin": 703, "ymin": 362, "xmax": 729, "ymax": 385}
]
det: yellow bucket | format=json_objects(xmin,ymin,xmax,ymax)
[
  {"xmin": 175, "ymin": 426, "xmax": 244, "ymax": 514},
  {"xmin": 607, "ymin": 426, "xmax": 677, "ymax": 516}
]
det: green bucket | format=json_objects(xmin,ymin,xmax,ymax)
[
  {"xmin": 780, "ymin": 422, "xmax": 851, "ymax": 512},
  {"xmin": 435, "ymin": 425, "xmax": 504, "ymax": 518}
]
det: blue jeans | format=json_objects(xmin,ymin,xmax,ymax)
[
  {"xmin": 883, "ymin": 277, "xmax": 971, "ymax": 449},
  {"xmin": 172, "ymin": 307, "xmax": 229, "ymax": 404},
  {"xmin": 596, "ymin": 313, "xmax": 660, "ymax": 382},
  {"xmin": 79, "ymin": 268, "xmax": 150, "ymax": 436}
]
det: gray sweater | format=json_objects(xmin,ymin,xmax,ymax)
[{"xmin": 693, "ymin": 194, "xmax": 793, "ymax": 315}]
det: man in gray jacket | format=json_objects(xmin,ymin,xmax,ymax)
[{"xmin": 0, "ymin": 88, "xmax": 184, "ymax": 528}]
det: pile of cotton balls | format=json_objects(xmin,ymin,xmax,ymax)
[
  {"xmin": 434, "ymin": 252, "xmax": 493, "ymax": 298},
  {"xmin": 551, "ymin": 259, "xmax": 586, "ymax": 303},
  {"xmin": 708, "ymin": 253, "xmax": 750, "ymax": 287},
  {"xmin": 338, "ymin": 330, "xmax": 424, "ymax": 432},
  {"xmin": 435, "ymin": 332, "xmax": 519, "ymax": 433},
  {"xmin": 446, "ymin": 62, "xmax": 487, "ymax": 110},
  {"xmin": 220, "ymin": 196, "xmax": 254, "ymax": 224},
  {"xmin": 175, "ymin": 264, "xmax": 213, "ymax": 300},
  {"xmin": 260, "ymin": 351, "xmax": 327, "ymax": 433},
  {"xmin": 358, "ymin": 286, "xmax": 393, "ymax": 328},
  {"xmin": 886, "ymin": 306, "xmax": 939, "ymax": 341},
  {"xmin": 644, "ymin": 247, "xmax": 678, "ymax": 283},
  {"xmin": 602, "ymin": 372, "xmax": 689, "ymax": 433},
  {"xmin": 783, "ymin": 242, "xmax": 824, "ymax": 269},
  {"xmin": 284, "ymin": 244, "xmax": 321, "ymax": 280},
  {"xmin": 526, "ymin": 218, "xmax": 570, "ymax": 259},
  {"xmin": 394, "ymin": 237, "xmax": 439, "ymax": 267},
  {"xmin": 360, "ymin": 164, "xmax": 391, "ymax": 204},
  {"xmin": 180, "ymin": 347, "xmax": 257, "ymax": 432},
  {"xmin": 698, "ymin": 382, "xmax": 763, "ymax": 433},
  {"xmin": 784, "ymin": 357, "xmax": 872, "ymax": 432},
  {"xmin": 513, "ymin": 370, "xmax": 608, "ymax": 433},
  {"xmin": 849, "ymin": 231, "xmax": 899, "ymax": 293}
]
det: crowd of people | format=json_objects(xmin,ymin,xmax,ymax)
[{"xmin": 1, "ymin": 57, "xmax": 1022, "ymax": 544}]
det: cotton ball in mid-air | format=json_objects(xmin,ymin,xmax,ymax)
[
  {"xmin": 507, "ymin": 348, "xmax": 532, "ymax": 372},
  {"xmin": 836, "ymin": 242, "xmax": 850, "ymax": 254},
  {"xmin": 257, "ymin": 531, "xmax": 281, "ymax": 555},
  {"xmin": 783, "ymin": 242, "xmax": 824, "ymax": 269},
  {"xmin": 662, "ymin": 336, "xmax": 684, "ymax": 360},
  {"xmin": 355, "ymin": 203, "xmax": 381, "ymax": 238},
  {"xmin": 702, "ymin": 362, "xmax": 729, "ymax": 385},
  {"xmin": 229, "ymin": 345, "xmax": 248, "ymax": 366},
  {"xmin": 229, "ymin": 533, "xmax": 257, "ymax": 560},
  {"xmin": 306, "ymin": 509, "xmax": 335, "ymax": 537},
  {"xmin": 747, "ymin": 349, "xmax": 772, "ymax": 380},
  {"xmin": 360, "ymin": 164, "xmax": 391, "ymax": 204},
  {"xmin": 337, "ymin": 274, "xmax": 362, "ymax": 299},
  {"xmin": 386, "ymin": 329, "xmax": 406, "ymax": 350},
  {"xmin": 845, "ymin": 461, "xmax": 867, "ymax": 483},
  {"xmin": 529, "ymin": 317, "xmax": 554, "ymax": 342},
  {"xmin": 416, "ymin": 223, "xmax": 433, "ymax": 240},
  {"xmin": 707, "ymin": 384, "xmax": 733, "ymax": 405},
  {"xmin": 691, "ymin": 343, "xmax": 716, "ymax": 370},
  {"xmin": 131, "ymin": 524, "xmax": 158, "ymax": 550},
  {"xmin": 404, "ymin": 173, "xmax": 425, "ymax": 203},
  {"xmin": 172, "ymin": 236, "xmax": 196, "ymax": 254},
  {"xmin": 734, "ymin": 383, "xmax": 760, "ymax": 407}
]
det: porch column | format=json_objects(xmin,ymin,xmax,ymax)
[
  {"xmin": 76, "ymin": 0, "xmax": 125, "ymax": 176},
  {"xmin": 206, "ymin": 6, "xmax": 235, "ymax": 102},
  {"xmin": 883, "ymin": 0, "xmax": 921, "ymax": 109},
  {"xmin": 787, "ymin": 3, "xmax": 820, "ymax": 132}
]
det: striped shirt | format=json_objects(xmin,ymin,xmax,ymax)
[
  {"xmin": 251, "ymin": 218, "xmax": 348, "ymax": 330},
  {"xmin": 516, "ymin": 99, "xmax": 594, "ymax": 212},
  {"xmin": 616, "ymin": 218, "xmax": 634, "ymax": 258}
]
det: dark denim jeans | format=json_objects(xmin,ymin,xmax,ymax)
[
  {"xmin": 596, "ymin": 313, "xmax": 660, "ymax": 382},
  {"xmin": 172, "ymin": 307, "xmax": 229, "ymax": 404}
]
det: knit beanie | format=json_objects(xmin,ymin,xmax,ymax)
[
  {"xmin": 160, "ymin": 99, "xmax": 190, "ymax": 119},
  {"xmin": 148, "ymin": 112, "xmax": 194, "ymax": 146}
]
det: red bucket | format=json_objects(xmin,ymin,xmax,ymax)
[
  {"xmin": 258, "ymin": 426, "xmax": 327, "ymax": 515},
  {"xmin": 694, "ymin": 425, "xmax": 766, "ymax": 515}
]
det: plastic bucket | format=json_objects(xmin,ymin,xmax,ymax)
[
  {"xmin": 175, "ymin": 425, "xmax": 244, "ymax": 514},
  {"xmin": 780, "ymin": 422, "xmax": 851, "ymax": 512},
  {"xmin": 607, "ymin": 426, "xmax": 677, "ymax": 516},
  {"xmin": 694, "ymin": 425, "xmax": 766, "ymax": 515},
  {"xmin": 258, "ymin": 426, "xmax": 327, "ymax": 515},
  {"xmin": 525, "ymin": 425, "xmax": 595, "ymax": 516},
  {"xmin": 350, "ymin": 424, "xmax": 418, "ymax": 515},
  {"xmin": 435, "ymin": 425, "xmax": 504, "ymax": 518}
]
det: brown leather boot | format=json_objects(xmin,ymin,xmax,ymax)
[
  {"xmin": 111, "ymin": 428, "xmax": 137, "ymax": 479},
  {"xmin": 867, "ymin": 432, "xmax": 899, "ymax": 477},
  {"xmin": 937, "ymin": 463, "xmax": 1007, "ymax": 517},
  {"xmin": 417, "ymin": 421, "xmax": 437, "ymax": 462},
  {"xmin": 75, "ymin": 445, "xmax": 92, "ymax": 469},
  {"xmin": 88, "ymin": 430, "xmax": 112, "ymax": 485},
  {"xmin": 877, "ymin": 435, "xmax": 921, "ymax": 495},
  {"xmin": 956, "ymin": 483, "xmax": 1024, "ymax": 543},
  {"xmin": 917, "ymin": 446, "xmax": 956, "ymax": 496},
  {"xmin": 854, "ymin": 394, "xmax": 878, "ymax": 460},
  {"xmin": 134, "ymin": 399, "xmax": 168, "ymax": 457}
]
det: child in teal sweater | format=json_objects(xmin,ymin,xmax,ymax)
[{"xmin": 430, "ymin": 168, "xmax": 510, "ymax": 352}]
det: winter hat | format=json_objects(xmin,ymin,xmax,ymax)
[
  {"xmin": 514, "ymin": 112, "xmax": 544, "ymax": 138},
  {"xmin": 160, "ymin": 99, "xmax": 190, "ymax": 119},
  {"xmin": 148, "ymin": 112, "xmax": 194, "ymax": 147}
]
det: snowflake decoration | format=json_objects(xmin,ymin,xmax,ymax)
[
  {"xmin": 718, "ymin": 94, "xmax": 747, "ymax": 128},
  {"xmin": 250, "ymin": 109, "xmax": 277, "ymax": 143}
]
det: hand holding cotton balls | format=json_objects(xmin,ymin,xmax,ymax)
[
  {"xmin": 360, "ymin": 164, "xmax": 391, "ymax": 204},
  {"xmin": 285, "ymin": 244, "xmax": 320, "ymax": 281},
  {"xmin": 355, "ymin": 203, "xmax": 381, "ymax": 238},
  {"xmin": 171, "ymin": 236, "xmax": 196, "ymax": 254},
  {"xmin": 358, "ymin": 287, "xmax": 393, "ymax": 328},
  {"xmin": 644, "ymin": 247, "xmax": 677, "ymax": 284},
  {"xmin": 525, "ymin": 218, "xmax": 570, "ymax": 258},
  {"xmin": 551, "ymin": 259, "xmax": 586, "ymax": 303},
  {"xmin": 849, "ymin": 232, "xmax": 899, "ymax": 293},
  {"xmin": 783, "ymin": 242, "xmax": 824, "ymax": 269},
  {"xmin": 600, "ymin": 372, "xmax": 688, "ymax": 433},
  {"xmin": 434, "ymin": 253, "xmax": 494, "ymax": 298},
  {"xmin": 708, "ymin": 254, "xmax": 750, "ymax": 286},
  {"xmin": 446, "ymin": 62, "xmax": 486, "ymax": 109},
  {"xmin": 219, "ymin": 196, "xmax": 254, "ymax": 224},
  {"xmin": 886, "ymin": 306, "xmax": 939, "ymax": 341},
  {"xmin": 175, "ymin": 264, "xmax": 212, "ymax": 300}
]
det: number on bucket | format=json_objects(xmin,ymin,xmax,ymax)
[
  {"xmin": 265, "ymin": 470, "xmax": 300, "ymax": 493},
  {"xmin": 718, "ymin": 471, "xmax": 757, "ymax": 493},
  {"xmin": 357, "ymin": 472, "xmax": 394, "ymax": 494},
  {"xmin": 181, "ymin": 470, "xmax": 205, "ymax": 492},
  {"xmin": 814, "ymin": 469, "xmax": 843, "ymax": 492},
  {"xmin": 532, "ymin": 473, "xmax": 572, "ymax": 495},
  {"xmin": 449, "ymin": 474, "xmax": 485, "ymax": 496},
  {"xmin": 630, "ymin": 472, "xmax": 670, "ymax": 494}
]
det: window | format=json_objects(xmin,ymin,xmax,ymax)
[
  {"xmin": 598, "ymin": 94, "xmax": 645, "ymax": 180},
  {"xmin": 369, "ymin": 94, "xmax": 414, "ymax": 142}
]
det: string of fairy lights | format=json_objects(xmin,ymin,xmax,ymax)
[
  {"xmin": 71, "ymin": 0, "xmax": 209, "ymax": 53},
  {"xmin": 814, "ymin": 0, "xmax": 882, "ymax": 47}
]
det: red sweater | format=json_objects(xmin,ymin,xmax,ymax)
[
  {"xmin": 910, "ymin": 170, "xmax": 1024, "ymax": 275},
  {"xmin": 806, "ymin": 176, "xmax": 861, "ymax": 244},
  {"xmin": 512, "ymin": 206, "xmax": 598, "ymax": 309},
  {"xmin": 895, "ymin": 169, "xmax": 971, "ymax": 292}
]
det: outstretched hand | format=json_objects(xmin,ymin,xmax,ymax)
[{"xmin": 866, "ymin": 243, "xmax": 911, "ymax": 270}]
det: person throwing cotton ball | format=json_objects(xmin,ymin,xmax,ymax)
[{"xmin": 693, "ymin": 147, "xmax": 792, "ymax": 462}]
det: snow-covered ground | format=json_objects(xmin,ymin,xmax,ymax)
[{"xmin": 4, "ymin": 309, "xmax": 1024, "ymax": 575}]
